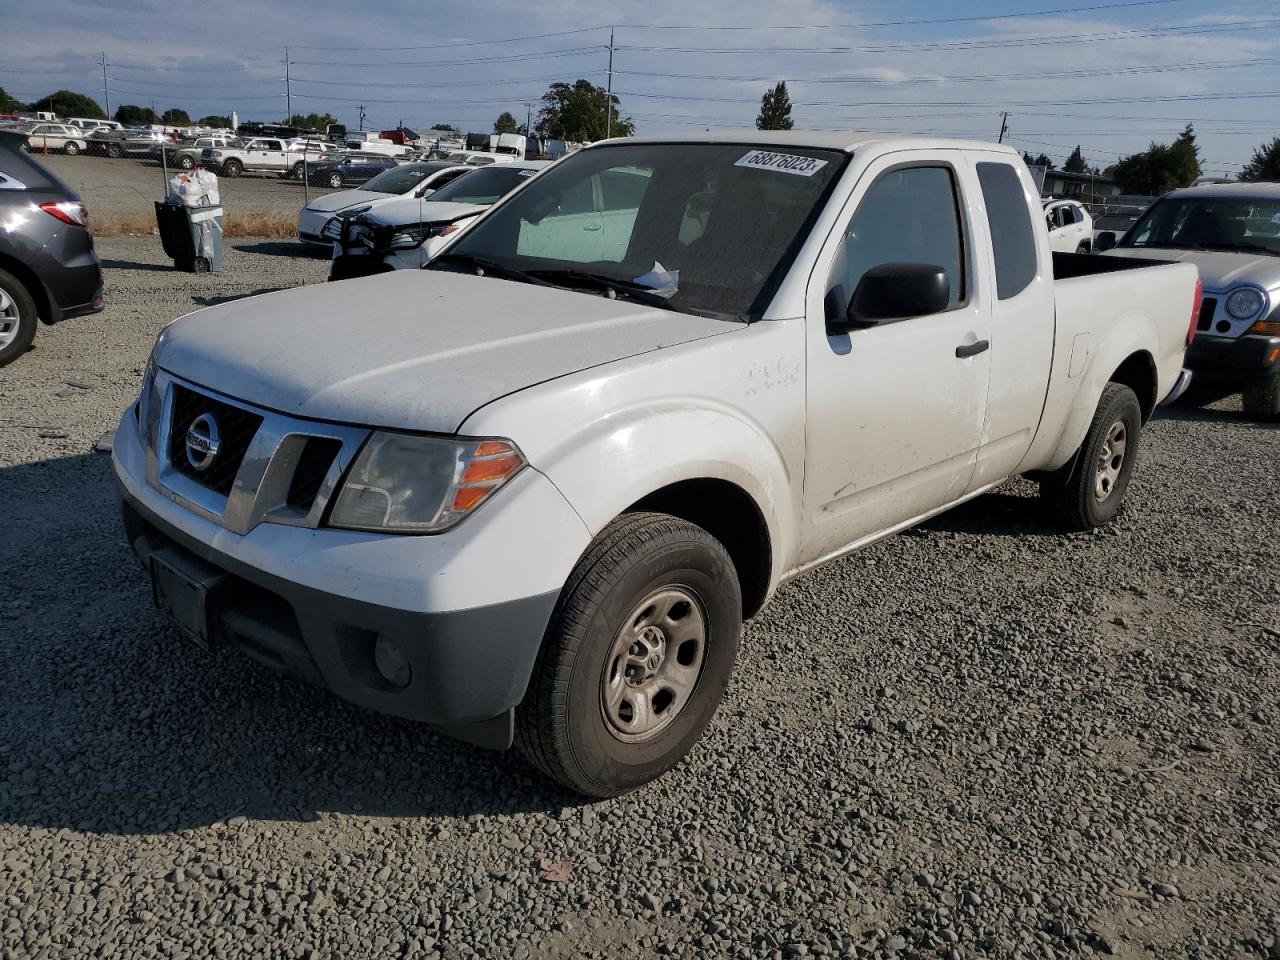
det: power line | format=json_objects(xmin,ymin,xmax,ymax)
[
  {"xmin": 287, "ymin": 25, "xmax": 610, "ymax": 51},
  {"xmin": 287, "ymin": 46, "xmax": 604, "ymax": 67}
]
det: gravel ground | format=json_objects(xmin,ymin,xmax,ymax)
[
  {"xmin": 2, "ymin": 236, "xmax": 1279, "ymax": 959},
  {"xmin": 35, "ymin": 153, "xmax": 342, "ymax": 223}
]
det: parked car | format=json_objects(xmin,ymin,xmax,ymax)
[
  {"xmin": 20, "ymin": 122, "xmax": 89, "ymax": 156},
  {"xmin": 89, "ymin": 127, "xmax": 165, "ymax": 159},
  {"xmin": 201, "ymin": 137, "xmax": 304, "ymax": 178},
  {"xmin": 305, "ymin": 152, "xmax": 399, "ymax": 189},
  {"xmin": 0, "ymin": 131, "xmax": 104, "ymax": 367},
  {"xmin": 1091, "ymin": 201, "xmax": 1150, "ymax": 247},
  {"xmin": 1043, "ymin": 198, "xmax": 1093, "ymax": 253},
  {"xmin": 113, "ymin": 132, "xmax": 1200, "ymax": 796},
  {"xmin": 1099, "ymin": 181, "xmax": 1280, "ymax": 418},
  {"xmin": 166, "ymin": 134, "xmax": 243, "ymax": 170},
  {"xmin": 67, "ymin": 117, "xmax": 122, "ymax": 133},
  {"xmin": 328, "ymin": 160, "xmax": 548, "ymax": 277},
  {"xmin": 297, "ymin": 162, "xmax": 472, "ymax": 244}
]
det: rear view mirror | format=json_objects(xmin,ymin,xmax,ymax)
[
  {"xmin": 1094, "ymin": 232, "xmax": 1117, "ymax": 252},
  {"xmin": 834, "ymin": 263, "xmax": 950, "ymax": 332}
]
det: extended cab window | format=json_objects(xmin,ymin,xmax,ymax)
[
  {"xmin": 977, "ymin": 161, "xmax": 1038, "ymax": 300},
  {"xmin": 835, "ymin": 165, "xmax": 966, "ymax": 311}
]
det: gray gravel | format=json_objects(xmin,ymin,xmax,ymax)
[{"xmin": 2, "ymin": 235, "xmax": 1280, "ymax": 959}]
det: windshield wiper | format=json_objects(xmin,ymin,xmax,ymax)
[
  {"xmin": 430, "ymin": 253, "xmax": 554, "ymax": 286},
  {"xmin": 1198, "ymin": 242, "xmax": 1280, "ymax": 257},
  {"xmin": 523, "ymin": 268, "xmax": 686, "ymax": 310}
]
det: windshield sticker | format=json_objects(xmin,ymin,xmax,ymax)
[
  {"xmin": 633, "ymin": 261, "xmax": 680, "ymax": 299},
  {"xmin": 735, "ymin": 150, "xmax": 828, "ymax": 177},
  {"xmin": 519, "ymin": 169, "xmax": 537, "ymax": 177},
  {"xmin": 1272, "ymin": 212, "xmax": 1280, "ymax": 224}
]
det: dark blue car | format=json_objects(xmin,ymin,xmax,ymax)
[{"xmin": 308, "ymin": 153, "xmax": 399, "ymax": 189}]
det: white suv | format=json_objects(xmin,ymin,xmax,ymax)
[{"xmin": 22, "ymin": 123, "xmax": 89, "ymax": 156}]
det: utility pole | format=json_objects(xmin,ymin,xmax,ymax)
[
  {"xmin": 99, "ymin": 52, "xmax": 110, "ymax": 118},
  {"xmin": 524, "ymin": 101, "xmax": 533, "ymax": 137},
  {"xmin": 283, "ymin": 46, "xmax": 292, "ymax": 124},
  {"xmin": 604, "ymin": 27, "xmax": 615, "ymax": 140},
  {"xmin": 997, "ymin": 111, "xmax": 1009, "ymax": 144},
  {"xmin": 358, "ymin": 105, "xmax": 366, "ymax": 131}
]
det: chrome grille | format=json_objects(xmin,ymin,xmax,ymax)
[{"xmin": 167, "ymin": 385, "xmax": 263, "ymax": 495}]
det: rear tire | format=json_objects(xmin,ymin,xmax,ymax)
[
  {"xmin": 106, "ymin": 144, "xmax": 123, "ymax": 159},
  {"xmin": 1242, "ymin": 375, "xmax": 1280, "ymax": 421},
  {"xmin": 1075, "ymin": 242, "xmax": 1090, "ymax": 254},
  {"xmin": 63, "ymin": 141, "xmax": 81, "ymax": 156},
  {"xmin": 1040, "ymin": 382, "xmax": 1143, "ymax": 530},
  {"xmin": 179, "ymin": 155, "xmax": 195, "ymax": 170},
  {"xmin": 287, "ymin": 163, "xmax": 303, "ymax": 181},
  {"xmin": 222, "ymin": 159, "xmax": 243, "ymax": 178},
  {"xmin": 0, "ymin": 269, "xmax": 39, "ymax": 368},
  {"xmin": 516, "ymin": 512, "xmax": 742, "ymax": 797}
]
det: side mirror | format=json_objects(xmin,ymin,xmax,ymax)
[
  {"xmin": 833, "ymin": 263, "xmax": 950, "ymax": 332},
  {"xmin": 418, "ymin": 187, "xmax": 436, "ymax": 198},
  {"xmin": 1094, "ymin": 232, "xmax": 1117, "ymax": 252}
]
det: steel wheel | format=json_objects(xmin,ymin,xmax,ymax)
[
  {"xmin": 601, "ymin": 586, "xmax": 707, "ymax": 743},
  {"xmin": 1094, "ymin": 419, "xmax": 1128, "ymax": 501},
  {"xmin": 0, "ymin": 286, "xmax": 20, "ymax": 351}
]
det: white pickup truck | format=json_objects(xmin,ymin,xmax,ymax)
[
  {"xmin": 200, "ymin": 137, "xmax": 304, "ymax": 178},
  {"xmin": 113, "ymin": 133, "xmax": 1199, "ymax": 797}
]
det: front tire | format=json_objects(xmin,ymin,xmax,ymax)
[
  {"xmin": 327, "ymin": 172, "xmax": 344, "ymax": 189},
  {"xmin": 517, "ymin": 512, "xmax": 742, "ymax": 797},
  {"xmin": 0, "ymin": 269, "xmax": 39, "ymax": 368},
  {"xmin": 63, "ymin": 141, "xmax": 81, "ymax": 156},
  {"xmin": 106, "ymin": 144, "xmax": 123, "ymax": 159},
  {"xmin": 1040, "ymin": 382, "xmax": 1143, "ymax": 530},
  {"xmin": 1076, "ymin": 242, "xmax": 1090, "ymax": 254},
  {"xmin": 1242, "ymin": 375, "xmax": 1280, "ymax": 421},
  {"xmin": 179, "ymin": 155, "xmax": 195, "ymax": 170},
  {"xmin": 222, "ymin": 159, "xmax": 243, "ymax": 178}
]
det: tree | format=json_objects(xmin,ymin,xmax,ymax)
[
  {"xmin": 0, "ymin": 86, "xmax": 20, "ymax": 113},
  {"xmin": 755, "ymin": 81, "xmax": 794, "ymax": 131},
  {"xmin": 1063, "ymin": 145, "xmax": 1088, "ymax": 174},
  {"xmin": 30, "ymin": 90, "xmax": 105, "ymax": 119},
  {"xmin": 287, "ymin": 112, "xmax": 337, "ymax": 131},
  {"xmin": 1021, "ymin": 152, "xmax": 1055, "ymax": 170},
  {"xmin": 535, "ymin": 79, "xmax": 633, "ymax": 142},
  {"xmin": 1240, "ymin": 137, "xmax": 1280, "ymax": 182},
  {"xmin": 114, "ymin": 104, "xmax": 157, "ymax": 126},
  {"xmin": 160, "ymin": 108, "xmax": 190, "ymax": 125},
  {"xmin": 197, "ymin": 115, "xmax": 231, "ymax": 128},
  {"xmin": 431, "ymin": 123, "xmax": 457, "ymax": 132},
  {"xmin": 493, "ymin": 111, "xmax": 519, "ymax": 135},
  {"xmin": 1113, "ymin": 125, "xmax": 1202, "ymax": 195}
]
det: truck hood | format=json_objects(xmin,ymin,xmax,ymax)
[
  {"xmin": 303, "ymin": 188, "xmax": 395, "ymax": 214},
  {"xmin": 154, "ymin": 270, "xmax": 738, "ymax": 433},
  {"xmin": 1105, "ymin": 247, "xmax": 1280, "ymax": 292},
  {"xmin": 358, "ymin": 197, "xmax": 485, "ymax": 227}
]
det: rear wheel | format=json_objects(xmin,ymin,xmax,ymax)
[
  {"xmin": 1040, "ymin": 382, "xmax": 1143, "ymax": 530},
  {"xmin": 222, "ymin": 159, "xmax": 243, "ymax": 178},
  {"xmin": 106, "ymin": 143, "xmax": 123, "ymax": 159},
  {"xmin": 63, "ymin": 141, "xmax": 81, "ymax": 156},
  {"xmin": 179, "ymin": 155, "xmax": 195, "ymax": 170},
  {"xmin": 0, "ymin": 269, "xmax": 38, "ymax": 368},
  {"xmin": 1075, "ymin": 242, "xmax": 1090, "ymax": 254},
  {"xmin": 286, "ymin": 162, "xmax": 303, "ymax": 181},
  {"xmin": 1242, "ymin": 375, "xmax": 1280, "ymax": 421},
  {"xmin": 516, "ymin": 512, "xmax": 742, "ymax": 797}
]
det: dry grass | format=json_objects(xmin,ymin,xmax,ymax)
[{"xmin": 92, "ymin": 211, "xmax": 297, "ymax": 238}]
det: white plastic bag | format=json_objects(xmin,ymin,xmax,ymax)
[{"xmin": 166, "ymin": 169, "xmax": 220, "ymax": 208}]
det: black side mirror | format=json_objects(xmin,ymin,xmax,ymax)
[
  {"xmin": 833, "ymin": 262, "xmax": 950, "ymax": 332},
  {"xmin": 1094, "ymin": 232, "xmax": 1117, "ymax": 252}
]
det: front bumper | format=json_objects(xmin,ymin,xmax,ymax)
[
  {"xmin": 111, "ymin": 402, "xmax": 592, "ymax": 747},
  {"xmin": 1186, "ymin": 334, "xmax": 1280, "ymax": 385}
]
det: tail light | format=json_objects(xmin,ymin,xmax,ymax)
[
  {"xmin": 38, "ymin": 200, "xmax": 90, "ymax": 227},
  {"xmin": 1187, "ymin": 277, "xmax": 1203, "ymax": 348}
]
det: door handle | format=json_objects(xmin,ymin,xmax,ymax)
[{"xmin": 955, "ymin": 339, "xmax": 990, "ymax": 358}]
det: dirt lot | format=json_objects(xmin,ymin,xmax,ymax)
[
  {"xmin": 1, "ymin": 235, "xmax": 1279, "ymax": 959},
  {"xmin": 36, "ymin": 153, "xmax": 343, "ymax": 231}
]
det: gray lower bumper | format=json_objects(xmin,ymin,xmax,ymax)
[
  {"xmin": 1161, "ymin": 368, "xmax": 1194, "ymax": 406},
  {"xmin": 119, "ymin": 489, "xmax": 558, "ymax": 749}
]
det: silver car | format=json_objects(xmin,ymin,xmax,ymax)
[{"xmin": 1101, "ymin": 181, "xmax": 1280, "ymax": 419}]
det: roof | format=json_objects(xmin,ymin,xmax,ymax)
[
  {"xmin": 598, "ymin": 129, "xmax": 1019, "ymax": 156},
  {"xmin": 1168, "ymin": 180, "xmax": 1280, "ymax": 200}
]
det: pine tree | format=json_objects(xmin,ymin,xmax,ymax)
[
  {"xmin": 755, "ymin": 82, "xmax": 794, "ymax": 131},
  {"xmin": 1239, "ymin": 137, "xmax": 1280, "ymax": 182},
  {"xmin": 1063, "ymin": 145, "xmax": 1088, "ymax": 174}
]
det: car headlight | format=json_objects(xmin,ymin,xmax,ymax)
[
  {"xmin": 1226, "ymin": 288, "xmax": 1266, "ymax": 320},
  {"xmin": 328, "ymin": 433, "xmax": 525, "ymax": 533},
  {"xmin": 388, "ymin": 223, "xmax": 459, "ymax": 249},
  {"xmin": 139, "ymin": 355, "xmax": 163, "ymax": 451}
]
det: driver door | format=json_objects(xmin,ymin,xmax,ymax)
[{"xmin": 800, "ymin": 155, "xmax": 993, "ymax": 566}]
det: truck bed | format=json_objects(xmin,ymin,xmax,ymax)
[{"xmin": 1051, "ymin": 250, "xmax": 1171, "ymax": 281}]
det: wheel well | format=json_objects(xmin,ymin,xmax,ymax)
[
  {"xmin": 1110, "ymin": 351, "xmax": 1158, "ymax": 422},
  {"xmin": 629, "ymin": 478, "xmax": 773, "ymax": 619},
  {"xmin": 0, "ymin": 252, "xmax": 52, "ymax": 324}
]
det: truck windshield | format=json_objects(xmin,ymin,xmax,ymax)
[
  {"xmin": 430, "ymin": 142, "xmax": 848, "ymax": 320},
  {"xmin": 1121, "ymin": 196, "xmax": 1280, "ymax": 255}
]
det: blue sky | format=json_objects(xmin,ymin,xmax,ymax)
[{"xmin": 2, "ymin": 0, "xmax": 1278, "ymax": 174}]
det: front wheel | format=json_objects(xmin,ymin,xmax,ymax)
[
  {"xmin": 106, "ymin": 144, "xmax": 123, "ymax": 159},
  {"xmin": 0, "ymin": 269, "xmax": 38, "ymax": 368},
  {"xmin": 517, "ymin": 512, "xmax": 742, "ymax": 797},
  {"xmin": 1076, "ymin": 242, "xmax": 1090, "ymax": 254},
  {"xmin": 179, "ymin": 155, "xmax": 195, "ymax": 170},
  {"xmin": 1040, "ymin": 382, "xmax": 1143, "ymax": 530},
  {"xmin": 222, "ymin": 159, "xmax": 243, "ymax": 178},
  {"xmin": 327, "ymin": 172, "xmax": 344, "ymax": 189},
  {"xmin": 1242, "ymin": 375, "xmax": 1280, "ymax": 421},
  {"xmin": 63, "ymin": 141, "xmax": 81, "ymax": 156}
]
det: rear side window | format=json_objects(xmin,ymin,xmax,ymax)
[{"xmin": 977, "ymin": 162, "xmax": 1038, "ymax": 300}]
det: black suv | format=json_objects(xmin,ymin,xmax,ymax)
[{"xmin": 0, "ymin": 130, "xmax": 104, "ymax": 367}]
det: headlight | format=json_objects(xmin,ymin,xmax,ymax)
[
  {"xmin": 328, "ymin": 433, "xmax": 525, "ymax": 533},
  {"xmin": 1226, "ymin": 288, "xmax": 1265, "ymax": 320},
  {"xmin": 139, "ymin": 355, "xmax": 163, "ymax": 451},
  {"xmin": 388, "ymin": 223, "xmax": 459, "ymax": 250}
]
